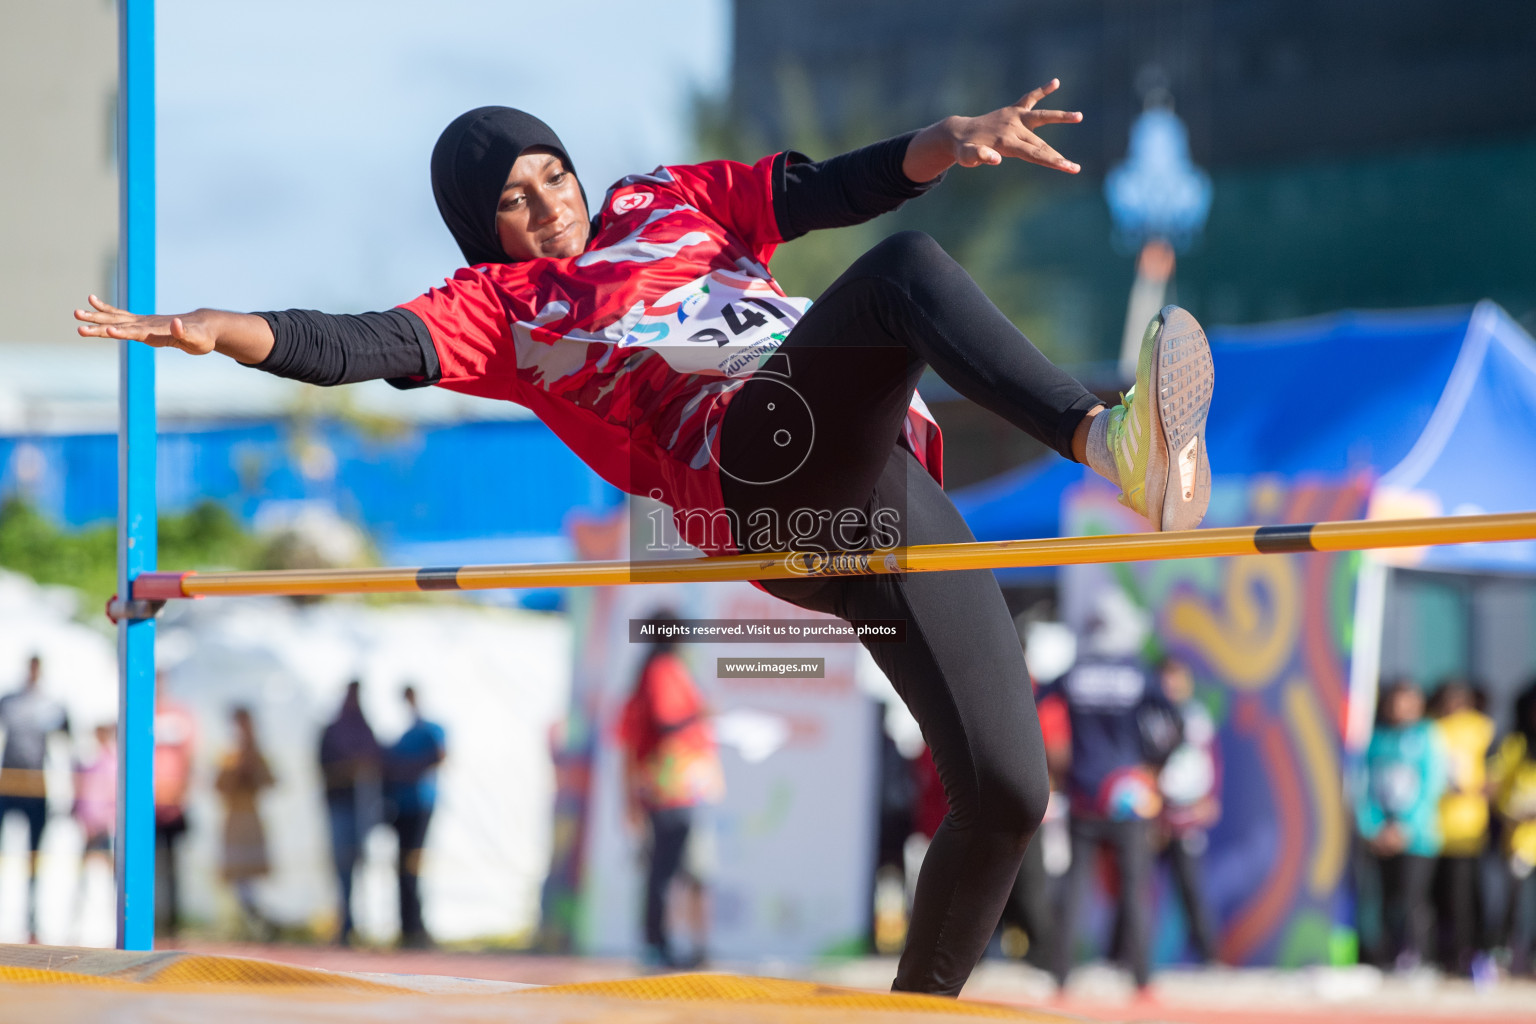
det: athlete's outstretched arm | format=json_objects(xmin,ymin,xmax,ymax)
[
  {"xmin": 75, "ymin": 295, "xmax": 437, "ymax": 389},
  {"xmin": 772, "ymin": 80, "xmax": 1081, "ymax": 241},
  {"xmin": 902, "ymin": 79, "xmax": 1082, "ymax": 182},
  {"xmin": 771, "ymin": 135, "xmax": 940, "ymax": 241}
]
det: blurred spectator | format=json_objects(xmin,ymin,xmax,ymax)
[
  {"xmin": 71, "ymin": 723, "xmax": 117, "ymax": 938},
  {"xmin": 1050, "ymin": 594, "xmax": 1179, "ymax": 992},
  {"xmin": 1155, "ymin": 655, "xmax": 1221, "ymax": 964},
  {"xmin": 216, "ymin": 707, "xmax": 275, "ymax": 939},
  {"xmin": 872, "ymin": 706, "xmax": 915, "ymax": 951},
  {"xmin": 1357, "ymin": 678, "xmax": 1447, "ymax": 971},
  {"xmin": 906, "ymin": 741, "xmax": 950, "ymax": 955},
  {"xmin": 319, "ymin": 680, "xmax": 382, "ymax": 945},
  {"xmin": 1427, "ymin": 678, "xmax": 1495, "ymax": 977},
  {"xmin": 997, "ymin": 642, "xmax": 1069, "ymax": 969},
  {"xmin": 870, "ymin": 705, "xmax": 915, "ymax": 955},
  {"xmin": 384, "ymin": 685, "xmax": 446, "ymax": 949},
  {"xmin": 0, "ymin": 654, "xmax": 70, "ymax": 943},
  {"xmin": 153, "ymin": 674, "xmax": 197, "ymax": 938},
  {"xmin": 617, "ymin": 615, "xmax": 724, "ymax": 968},
  {"xmin": 912, "ymin": 745, "xmax": 948, "ymax": 844},
  {"xmin": 1491, "ymin": 678, "xmax": 1536, "ymax": 975},
  {"xmin": 675, "ymin": 800, "xmax": 718, "ymax": 968}
]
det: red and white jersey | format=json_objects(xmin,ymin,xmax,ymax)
[{"xmin": 402, "ymin": 154, "xmax": 943, "ymax": 554}]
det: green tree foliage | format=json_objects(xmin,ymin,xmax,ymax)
[
  {"xmin": 158, "ymin": 500, "xmax": 265, "ymax": 572},
  {"xmin": 0, "ymin": 499, "xmax": 262, "ymax": 619},
  {"xmin": 0, "ymin": 501, "xmax": 116, "ymax": 608}
]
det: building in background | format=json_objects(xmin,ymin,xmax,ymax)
[
  {"xmin": 726, "ymin": 0, "xmax": 1536, "ymax": 486},
  {"xmin": 0, "ymin": 0, "xmax": 118, "ymax": 349}
]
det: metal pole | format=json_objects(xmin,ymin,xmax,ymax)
[
  {"xmin": 115, "ymin": 0, "xmax": 157, "ymax": 952},
  {"xmin": 130, "ymin": 510, "xmax": 1536, "ymax": 600}
]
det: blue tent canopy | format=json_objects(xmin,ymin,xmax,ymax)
[
  {"xmin": 952, "ymin": 301, "xmax": 1536, "ymax": 577},
  {"xmin": 950, "ymin": 457, "xmax": 1087, "ymax": 583},
  {"xmin": 1372, "ymin": 304, "xmax": 1536, "ymax": 573},
  {"xmin": 951, "ymin": 457, "xmax": 1086, "ymax": 544},
  {"xmin": 1203, "ymin": 306, "xmax": 1472, "ymax": 477}
]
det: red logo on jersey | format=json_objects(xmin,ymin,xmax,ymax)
[{"xmin": 611, "ymin": 192, "xmax": 653, "ymax": 215}]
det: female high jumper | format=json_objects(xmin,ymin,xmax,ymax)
[{"xmin": 77, "ymin": 79, "xmax": 1214, "ymax": 995}]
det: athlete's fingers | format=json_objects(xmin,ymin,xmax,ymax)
[
  {"xmin": 76, "ymin": 296, "xmax": 147, "ymax": 330},
  {"xmin": 78, "ymin": 319, "xmax": 129, "ymax": 339},
  {"xmin": 994, "ymin": 129, "xmax": 1056, "ymax": 161},
  {"xmin": 1016, "ymin": 79, "xmax": 1060, "ymax": 112},
  {"xmin": 1019, "ymin": 125, "xmax": 1081, "ymax": 171},
  {"xmin": 75, "ymin": 310, "xmax": 132, "ymax": 329},
  {"xmin": 1030, "ymin": 142, "xmax": 1080, "ymax": 174},
  {"xmin": 97, "ymin": 313, "xmax": 170, "ymax": 344},
  {"xmin": 77, "ymin": 307, "xmax": 142, "ymax": 332},
  {"xmin": 108, "ymin": 320, "xmax": 162, "ymax": 341},
  {"xmin": 1024, "ymin": 109, "xmax": 1083, "ymax": 127},
  {"xmin": 959, "ymin": 143, "xmax": 1003, "ymax": 167},
  {"xmin": 1002, "ymin": 133, "xmax": 1079, "ymax": 173}
]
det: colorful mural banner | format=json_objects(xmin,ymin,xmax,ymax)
[{"xmin": 1062, "ymin": 474, "xmax": 1371, "ymax": 966}]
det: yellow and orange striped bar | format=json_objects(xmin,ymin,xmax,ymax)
[
  {"xmin": 132, "ymin": 510, "xmax": 1536, "ymax": 601},
  {"xmin": 135, "ymin": 509, "xmax": 1536, "ymax": 601}
]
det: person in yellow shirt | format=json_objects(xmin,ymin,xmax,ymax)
[
  {"xmin": 1492, "ymin": 679, "xmax": 1536, "ymax": 976},
  {"xmin": 1429, "ymin": 680, "xmax": 1495, "ymax": 977}
]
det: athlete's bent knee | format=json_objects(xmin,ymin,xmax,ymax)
[
  {"xmin": 861, "ymin": 230, "xmax": 952, "ymax": 281},
  {"xmin": 979, "ymin": 767, "xmax": 1050, "ymax": 840}
]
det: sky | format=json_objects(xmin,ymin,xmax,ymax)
[{"xmin": 156, "ymin": 0, "xmax": 731, "ymax": 317}]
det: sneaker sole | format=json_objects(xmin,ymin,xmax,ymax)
[{"xmin": 1144, "ymin": 305, "xmax": 1214, "ymax": 531}]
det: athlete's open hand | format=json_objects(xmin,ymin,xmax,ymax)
[
  {"xmin": 74, "ymin": 295, "xmax": 276, "ymax": 364},
  {"xmin": 903, "ymin": 80, "xmax": 1082, "ymax": 182},
  {"xmin": 75, "ymin": 295, "xmax": 217, "ymax": 354}
]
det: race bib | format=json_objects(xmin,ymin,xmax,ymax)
[{"xmin": 622, "ymin": 270, "xmax": 811, "ymax": 377}]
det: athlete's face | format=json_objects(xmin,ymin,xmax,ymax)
[{"xmin": 496, "ymin": 147, "xmax": 589, "ymax": 261}]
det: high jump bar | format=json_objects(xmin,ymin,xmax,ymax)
[{"xmin": 131, "ymin": 510, "xmax": 1536, "ymax": 601}]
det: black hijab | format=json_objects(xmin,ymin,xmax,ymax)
[{"xmin": 430, "ymin": 106, "xmax": 584, "ymax": 266}]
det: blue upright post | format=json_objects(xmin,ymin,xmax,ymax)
[{"xmin": 115, "ymin": 0, "xmax": 157, "ymax": 952}]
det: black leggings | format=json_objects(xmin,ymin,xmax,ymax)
[
  {"xmin": 1055, "ymin": 817, "xmax": 1154, "ymax": 988},
  {"xmin": 1375, "ymin": 852, "xmax": 1436, "ymax": 963},
  {"xmin": 1165, "ymin": 830, "xmax": 1218, "ymax": 962},
  {"xmin": 644, "ymin": 806, "xmax": 693, "ymax": 956},
  {"xmin": 719, "ymin": 231, "xmax": 1100, "ymax": 994}
]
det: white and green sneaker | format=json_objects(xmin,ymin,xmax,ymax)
[{"xmin": 1105, "ymin": 305, "xmax": 1214, "ymax": 531}]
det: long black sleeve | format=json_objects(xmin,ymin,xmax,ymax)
[
  {"xmin": 251, "ymin": 308, "xmax": 441, "ymax": 390},
  {"xmin": 771, "ymin": 131, "xmax": 944, "ymax": 242}
]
